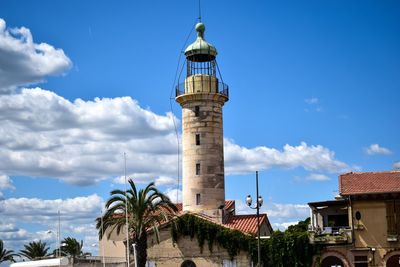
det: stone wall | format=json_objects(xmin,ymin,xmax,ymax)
[{"xmin": 147, "ymin": 225, "xmax": 252, "ymax": 267}]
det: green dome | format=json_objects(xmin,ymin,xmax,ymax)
[{"xmin": 184, "ymin": 22, "xmax": 217, "ymax": 61}]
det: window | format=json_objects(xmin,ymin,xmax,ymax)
[
  {"xmin": 196, "ymin": 194, "xmax": 201, "ymax": 205},
  {"xmin": 146, "ymin": 261, "xmax": 156, "ymax": 267},
  {"xmin": 386, "ymin": 200, "xmax": 400, "ymax": 236},
  {"xmin": 196, "ymin": 163, "xmax": 200, "ymax": 175},
  {"xmin": 195, "ymin": 134, "xmax": 200, "ymax": 145},
  {"xmin": 194, "ymin": 106, "xmax": 200, "ymax": 117}
]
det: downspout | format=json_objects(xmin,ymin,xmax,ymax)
[{"xmin": 349, "ymin": 196, "xmax": 356, "ymax": 245}]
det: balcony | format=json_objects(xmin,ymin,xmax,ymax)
[
  {"xmin": 308, "ymin": 199, "xmax": 352, "ymax": 245},
  {"xmin": 309, "ymin": 227, "xmax": 352, "ymax": 244}
]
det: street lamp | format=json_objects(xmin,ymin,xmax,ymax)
[{"xmin": 246, "ymin": 171, "xmax": 263, "ymax": 267}]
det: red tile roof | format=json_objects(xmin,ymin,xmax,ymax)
[
  {"xmin": 339, "ymin": 171, "xmax": 400, "ymax": 196},
  {"xmin": 224, "ymin": 214, "xmax": 270, "ymax": 235},
  {"xmin": 172, "ymin": 200, "xmax": 272, "ymax": 236}
]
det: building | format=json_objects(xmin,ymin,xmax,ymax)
[
  {"xmin": 308, "ymin": 170, "xmax": 400, "ymax": 267},
  {"xmin": 99, "ymin": 22, "xmax": 272, "ymax": 267}
]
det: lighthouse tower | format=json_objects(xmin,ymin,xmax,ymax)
[{"xmin": 176, "ymin": 22, "xmax": 229, "ymax": 219}]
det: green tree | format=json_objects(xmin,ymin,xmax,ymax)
[
  {"xmin": 96, "ymin": 180, "xmax": 177, "ymax": 267},
  {"xmin": 58, "ymin": 237, "xmax": 88, "ymax": 258},
  {"xmin": 0, "ymin": 240, "xmax": 18, "ymax": 263},
  {"xmin": 20, "ymin": 240, "xmax": 50, "ymax": 260}
]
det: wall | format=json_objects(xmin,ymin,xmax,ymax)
[{"xmin": 147, "ymin": 225, "xmax": 252, "ymax": 267}]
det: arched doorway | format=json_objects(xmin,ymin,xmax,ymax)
[
  {"xmin": 321, "ymin": 256, "xmax": 344, "ymax": 267},
  {"xmin": 387, "ymin": 254, "xmax": 400, "ymax": 267},
  {"xmin": 181, "ymin": 260, "xmax": 196, "ymax": 267}
]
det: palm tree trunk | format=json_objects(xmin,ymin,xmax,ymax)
[{"xmin": 135, "ymin": 232, "xmax": 148, "ymax": 267}]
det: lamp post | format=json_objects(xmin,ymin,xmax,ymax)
[{"xmin": 246, "ymin": 171, "xmax": 263, "ymax": 267}]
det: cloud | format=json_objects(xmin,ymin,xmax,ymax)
[
  {"xmin": 0, "ymin": 194, "xmax": 104, "ymax": 252},
  {"xmin": 0, "ymin": 88, "xmax": 179, "ymax": 185},
  {"xmin": 394, "ymin": 161, "xmax": 400, "ymax": 170},
  {"xmin": 0, "ymin": 174, "xmax": 15, "ymax": 190},
  {"xmin": 305, "ymin": 97, "xmax": 319, "ymax": 104},
  {"xmin": 1, "ymin": 194, "xmax": 103, "ymax": 223},
  {"xmin": 305, "ymin": 173, "xmax": 330, "ymax": 181},
  {"xmin": 0, "ymin": 18, "xmax": 72, "ymax": 94},
  {"xmin": 0, "ymin": 88, "xmax": 349, "ymax": 186},
  {"xmin": 224, "ymin": 139, "xmax": 349, "ymax": 175},
  {"xmin": 164, "ymin": 188, "xmax": 182, "ymax": 204},
  {"xmin": 365, "ymin": 144, "xmax": 392, "ymax": 156},
  {"xmin": 272, "ymin": 221, "xmax": 299, "ymax": 231},
  {"xmin": 235, "ymin": 200, "xmax": 309, "ymax": 230}
]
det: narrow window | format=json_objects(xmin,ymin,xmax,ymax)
[
  {"xmin": 386, "ymin": 200, "xmax": 396, "ymax": 235},
  {"xmin": 195, "ymin": 106, "xmax": 200, "ymax": 117},
  {"xmin": 195, "ymin": 134, "xmax": 200, "ymax": 145},
  {"xmin": 196, "ymin": 194, "xmax": 201, "ymax": 205},
  {"xmin": 196, "ymin": 163, "xmax": 200, "ymax": 175}
]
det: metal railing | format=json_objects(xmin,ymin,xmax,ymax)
[{"xmin": 175, "ymin": 81, "xmax": 229, "ymax": 98}]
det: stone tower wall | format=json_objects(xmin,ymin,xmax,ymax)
[{"xmin": 176, "ymin": 75, "xmax": 228, "ymax": 218}]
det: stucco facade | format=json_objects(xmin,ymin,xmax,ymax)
[{"xmin": 309, "ymin": 171, "xmax": 400, "ymax": 267}]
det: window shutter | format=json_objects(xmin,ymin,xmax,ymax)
[
  {"xmin": 395, "ymin": 200, "xmax": 400, "ymax": 235},
  {"xmin": 386, "ymin": 200, "xmax": 396, "ymax": 235}
]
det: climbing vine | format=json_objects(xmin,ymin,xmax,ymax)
[{"xmin": 171, "ymin": 214, "xmax": 320, "ymax": 266}]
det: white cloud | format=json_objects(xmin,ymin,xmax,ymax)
[
  {"xmin": 0, "ymin": 18, "xmax": 72, "ymax": 93},
  {"xmin": 235, "ymin": 200, "xmax": 309, "ymax": 230},
  {"xmin": 0, "ymin": 88, "xmax": 179, "ymax": 185},
  {"xmin": 272, "ymin": 221, "xmax": 299, "ymax": 231},
  {"xmin": 394, "ymin": 161, "xmax": 400, "ymax": 170},
  {"xmin": 164, "ymin": 188, "xmax": 182, "ymax": 204},
  {"xmin": 0, "ymin": 194, "xmax": 104, "ymax": 252},
  {"xmin": 305, "ymin": 97, "xmax": 319, "ymax": 104},
  {"xmin": 0, "ymin": 194, "xmax": 103, "ymax": 224},
  {"xmin": 305, "ymin": 173, "xmax": 330, "ymax": 181},
  {"xmin": 365, "ymin": 144, "xmax": 392, "ymax": 156},
  {"xmin": 0, "ymin": 174, "xmax": 15, "ymax": 190},
  {"xmin": 224, "ymin": 139, "xmax": 349, "ymax": 175}
]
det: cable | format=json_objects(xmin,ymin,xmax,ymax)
[{"xmin": 168, "ymin": 20, "xmax": 197, "ymax": 204}]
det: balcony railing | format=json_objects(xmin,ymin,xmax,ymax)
[
  {"xmin": 309, "ymin": 227, "xmax": 352, "ymax": 245},
  {"xmin": 175, "ymin": 81, "xmax": 229, "ymax": 98}
]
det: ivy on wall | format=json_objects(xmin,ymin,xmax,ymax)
[{"xmin": 171, "ymin": 214, "xmax": 319, "ymax": 266}]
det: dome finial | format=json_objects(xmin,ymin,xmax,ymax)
[{"xmin": 195, "ymin": 22, "xmax": 205, "ymax": 38}]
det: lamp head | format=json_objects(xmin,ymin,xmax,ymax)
[
  {"xmin": 246, "ymin": 195, "xmax": 252, "ymax": 206},
  {"xmin": 258, "ymin": 196, "xmax": 264, "ymax": 207}
]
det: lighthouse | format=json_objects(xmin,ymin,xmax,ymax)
[{"xmin": 176, "ymin": 22, "xmax": 229, "ymax": 219}]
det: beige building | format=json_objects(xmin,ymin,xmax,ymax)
[
  {"xmin": 308, "ymin": 171, "xmax": 400, "ymax": 267},
  {"xmin": 100, "ymin": 22, "xmax": 273, "ymax": 267}
]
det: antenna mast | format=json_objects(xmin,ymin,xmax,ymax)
[{"xmin": 124, "ymin": 152, "xmax": 130, "ymax": 267}]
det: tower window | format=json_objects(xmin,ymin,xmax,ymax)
[
  {"xmin": 196, "ymin": 163, "xmax": 200, "ymax": 175},
  {"xmin": 196, "ymin": 194, "xmax": 201, "ymax": 205},
  {"xmin": 195, "ymin": 106, "xmax": 200, "ymax": 117},
  {"xmin": 195, "ymin": 134, "xmax": 200, "ymax": 145}
]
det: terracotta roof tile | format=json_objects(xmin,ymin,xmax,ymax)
[
  {"xmin": 224, "ymin": 214, "xmax": 268, "ymax": 235},
  {"xmin": 171, "ymin": 200, "xmax": 272, "ymax": 236},
  {"xmin": 339, "ymin": 171, "xmax": 400, "ymax": 195}
]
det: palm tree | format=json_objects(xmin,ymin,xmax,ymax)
[
  {"xmin": 0, "ymin": 240, "xmax": 18, "ymax": 263},
  {"xmin": 96, "ymin": 180, "xmax": 178, "ymax": 267},
  {"xmin": 20, "ymin": 240, "xmax": 50, "ymax": 260},
  {"xmin": 60, "ymin": 237, "xmax": 84, "ymax": 258}
]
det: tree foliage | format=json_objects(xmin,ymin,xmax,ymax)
[
  {"xmin": 172, "ymin": 215, "xmax": 318, "ymax": 267},
  {"xmin": 0, "ymin": 239, "xmax": 18, "ymax": 263},
  {"xmin": 19, "ymin": 240, "xmax": 50, "ymax": 260},
  {"xmin": 59, "ymin": 237, "xmax": 88, "ymax": 258},
  {"xmin": 96, "ymin": 180, "xmax": 178, "ymax": 267}
]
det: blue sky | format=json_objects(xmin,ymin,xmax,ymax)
[{"xmin": 0, "ymin": 0, "xmax": 399, "ymax": 259}]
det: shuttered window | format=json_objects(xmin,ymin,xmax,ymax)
[
  {"xmin": 386, "ymin": 200, "xmax": 397, "ymax": 235},
  {"xmin": 396, "ymin": 200, "xmax": 400, "ymax": 235}
]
